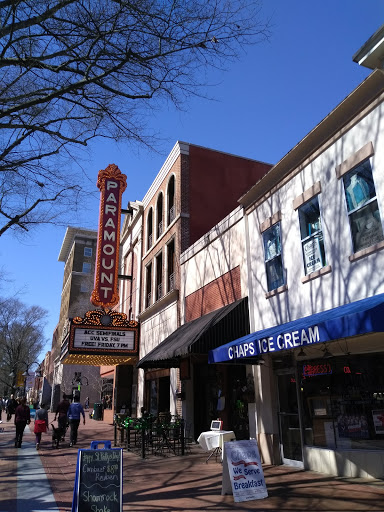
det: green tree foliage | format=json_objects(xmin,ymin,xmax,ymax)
[{"xmin": 0, "ymin": 0, "xmax": 269, "ymax": 236}]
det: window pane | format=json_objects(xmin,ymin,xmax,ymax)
[
  {"xmin": 299, "ymin": 197, "xmax": 321, "ymax": 239},
  {"xmin": 266, "ymin": 256, "xmax": 284, "ymax": 291},
  {"xmin": 263, "ymin": 224, "xmax": 281, "ymax": 261},
  {"xmin": 82, "ymin": 262, "xmax": 91, "ymax": 273},
  {"xmin": 343, "ymin": 161, "xmax": 376, "ymax": 213},
  {"xmin": 84, "ymin": 247, "xmax": 92, "ymax": 257},
  {"xmin": 349, "ymin": 200, "xmax": 384, "ymax": 252}
]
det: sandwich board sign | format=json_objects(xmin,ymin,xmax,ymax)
[
  {"xmin": 222, "ymin": 439, "xmax": 268, "ymax": 502},
  {"xmin": 72, "ymin": 441, "xmax": 122, "ymax": 512}
]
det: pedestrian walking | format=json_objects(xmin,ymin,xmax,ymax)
[
  {"xmin": 84, "ymin": 396, "xmax": 89, "ymax": 410},
  {"xmin": 6, "ymin": 394, "xmax": 17, "ymax": 421},
  {"xmin": 67, "ymin": 395, "xmax": 85, "ymax": 447},
  {"xmin": 34, "ymin": 403, "xmax": 49, "ymax": 449},
  {"xmin": 54, "ymin": 393, "xmax": 70, "ymax": 432},
  {"xmin": 14, "ymin": 397, "xmax": 31, "ymax": 448}
]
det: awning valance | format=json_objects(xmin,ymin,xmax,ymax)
[
  {"xmin": 209, "ymin": 293, "xmax": 384, "ymax": 364},
  {"xmin": 137, "ymin": 297, "xmax": 250, "ymax": 369}
]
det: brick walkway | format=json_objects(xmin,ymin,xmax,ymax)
[{"xmin": 1, "ymin": 413, "xmax": 384, "ymax": 511}]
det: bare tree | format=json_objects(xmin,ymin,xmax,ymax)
[
  {"xmin": 0, "ymin": 297, "xmax": 47, "ymax": 394},
  {"xmin": 0, "ymin": 0, "xmax": 270, "ymax": 237}
]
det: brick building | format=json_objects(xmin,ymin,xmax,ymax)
[{"xmin": 116, "ymin": 141, "xmax": 271, "ymax": 435}]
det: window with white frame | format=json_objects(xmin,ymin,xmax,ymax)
[
  {"xmin": 342, "ymin": 159, "xmax": 384, "ymax": 253},
  {"xmin": 298, "ymin": 196, "xmax": 326, "ymax": 275},
  {"xmin": 82, "ymin": 262, "xmax": 91, "ymax": 273},
  {"xmin": 84, "ymin": 247, "xmax": 92, "ymax": 257},
  {"xmin": 262, "ymin": 223, "xmax": 285, "ymax": 291}
]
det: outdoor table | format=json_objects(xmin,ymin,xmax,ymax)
[{"xmin": 197, "ymin": 430, "xmax": 236, "ymax": 462}]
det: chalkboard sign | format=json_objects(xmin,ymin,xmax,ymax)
[{"xmin": 72, "ymin": 441, "xmax": 123, "ymax": 512}]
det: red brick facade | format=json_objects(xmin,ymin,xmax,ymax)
[{"xmin": 185, "ymin": 266, "xmax": 241, "ymax": 322}]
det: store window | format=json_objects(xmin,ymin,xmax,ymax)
[
  {"xmin": 263, "ymin": 222, "xmax": 284, "ymax": 291},
  {"xmin": 300, "ymin": 353, "xmax": 384, "ymax": 451},
  {"xmin": 342, "ymin": 160, "xmax": 384, "ymax": 253},
  {"xmin": 298, "ymin": 196, "xmax": 326, "ymax": 275}
]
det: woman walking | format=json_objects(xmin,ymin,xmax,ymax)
[
  {"xmin": 34, "ymin": 403, "xmax": 49, "ymax": 449},
  {"xmin": 14, "ymin": 398, "xmax": 30, "ymax": 448}
]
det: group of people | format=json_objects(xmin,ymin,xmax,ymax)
[{"xmin": 2, "ymin": 393, "xmax": 86, "ymax": 449}]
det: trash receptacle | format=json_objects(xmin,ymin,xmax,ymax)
[{"xmin": 93, "ymin": 403, "xmax": 103, "ymax": 421}]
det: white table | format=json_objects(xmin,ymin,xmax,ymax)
[{"xmin": 197, "ymin": 430, "xmax": 236, "ymax": 462}]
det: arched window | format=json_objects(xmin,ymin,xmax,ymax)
[
  {"xmin": 147, "ymin": 208, "xmax": 153, "ymax": 250},
  {"xmin": 167, "ymin": 175, "xmax": 175, "ymax": 226},
  {"xmin": 156, "ymin": 193, "xmax": 163, "ymax": 238}
]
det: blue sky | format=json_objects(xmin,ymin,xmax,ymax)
[{"xmin": 1, "ymin": 1, "xmax": 383, "ymax": 358}]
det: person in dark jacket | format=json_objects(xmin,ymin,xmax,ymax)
[
  {"xmin": 54, "ymin": 393, "xmax": 70, "ymax": 431},
  {"xmin": 14, "ymin": 397, "xmax": 30, "ymax": 448},
  {"xmin": 6, "ymin": 394, "xmax": 17, "ymax": 421},
  {"xmin": 67, "ymin": 395, "xmax": 85, "ymax": 447}
]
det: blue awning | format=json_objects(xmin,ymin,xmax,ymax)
[{"xmin": 208, "ymin": 293, "xmax": 384, "ymax": 363}]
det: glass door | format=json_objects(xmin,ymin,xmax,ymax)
[{"xmin": 277, "ymin": 372, "xmax": 304, "ymax": 468}]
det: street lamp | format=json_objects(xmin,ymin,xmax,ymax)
[{"xmin": 21, "ymin": 362, "xmax": 42, "ymax": 398}]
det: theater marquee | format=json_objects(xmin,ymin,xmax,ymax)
[{"xmin": 60, "ymin": 310, "xmax": 139, "ymax": 366}]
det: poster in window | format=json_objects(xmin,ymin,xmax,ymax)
[
  {"xmin": 372, "ymin": 410, "xmax": 384, "ymax": 434},
  {"xmin": 336, "ymin": 414, "xmax": 369, "ymax": 439},
  {"xmin": 303, "ymin": 236, "xmax": 323, "ymax": 274},
  {"xmin": 351, "ymin": 203, "xmax": 384, "ymax": 252}
]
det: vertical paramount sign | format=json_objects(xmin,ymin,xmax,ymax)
[{"xmin": 91, "ymin": 164, "xmax": 127, "ymax": 308}]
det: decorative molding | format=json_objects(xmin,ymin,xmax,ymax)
[{"xmin": 349, "ymin": 240, "xmax": 384, "ymax": 262}]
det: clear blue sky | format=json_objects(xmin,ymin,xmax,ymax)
[{"xmin": 1, "ymin": 1, "xmax": 383, "ymax": 358}]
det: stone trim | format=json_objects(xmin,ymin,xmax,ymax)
[
  {"xmin": 336, "ymin": 141, "xmax": 374, "ymax": 179},
  {"xmin": 260, "ymin": 211, "xmax": 282, "ymax": 233},
  {"xmin": 265, "ymin": 284, "xmax": 288, "ymax": 299},
  {"xmin": 301, "ymin": 264, "xmax": 332, "ymax": 284},
  {"xmin": 349, "ymin": 240, "xmax": 384, "ymax": 262},
  {"xmin": 293, "ymin": 182, "xmax": 322, "ymax": 210}
]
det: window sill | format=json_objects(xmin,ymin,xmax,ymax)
[
  {"xmin": 301, "ymin": 265, "xmax": 332, "ymax": 284},
  {"xmin": 265, "ymin": 284, "xmax": 288, "ymax": 299},
  {"xmin": 349, "ymin": 240, "xmax": 384, "ymax": 262}
]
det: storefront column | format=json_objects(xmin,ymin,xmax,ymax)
[{"xmin": 254, "ymin": 357, "xmax": 280, "ymax": 465}]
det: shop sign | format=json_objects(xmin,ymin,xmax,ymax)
[
  {"xmin": 91, "ymin": 164, "xmax": 127, "ymax": 308},
  {"xmin": 303, "ymin": 236, "xmax": 323, "ymax": 274},
  {"xmin": 222, "ymin": 440, "xmax": 268, "ymax": 502},
  {"xmin": 372, "ymin": 410, "xmax": 384, "ymax": 434},
  {"xmin": 227, "ymin": 325, "xmax": 320, "ymax": 360}
]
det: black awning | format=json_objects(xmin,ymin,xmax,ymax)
[{"xmin": 137, "ymin": 297, "xmax": 249, "ymax": 369}]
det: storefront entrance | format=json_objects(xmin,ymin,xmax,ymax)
[{"xmin": 277, "ymin": 372, "xmax": 304, "ymax": 468}]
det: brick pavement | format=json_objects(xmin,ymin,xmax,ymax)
[{"xmin": 1, "ymin": 412, "xmax": 384, "ymax": 511}]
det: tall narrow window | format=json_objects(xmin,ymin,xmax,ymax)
[
  {"xmin": 167, "ymin": 239, "xmax": 175, "ymax": 292},
  {"xmin": 156, "ymin": 252, "xmax": 163, "ymax": 300},
  {"xmin": 298, "ymin": 196, "xmax": 326, "ymax": 275},
  {"xmin": 147, "ymin": 208, "xmax": 153, "ymax": 250},
  {"xmin": 342, "ymin": 160, "xmax": 384, "ymax": 253},
  {"xmin": 157, "ymin": 194, "xmax": 163, "ymax": 238},
  {"xmin": 167, "ymin": 176, "xmax": 175, "ymax": 226},
  {"xmin": 145, "ymin": 262, "xmax": 152, "ymax": 308},
  {"xmin": 263, "ymin": 223, "xmax": 284, "ymax": 292}
]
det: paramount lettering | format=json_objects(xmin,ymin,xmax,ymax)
[{"xmin": 91, "ymin": 165, "xmax": 127, "ymax": 308}]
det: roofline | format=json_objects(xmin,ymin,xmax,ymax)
[
  {"xmin": 239, "ymin": 69, "xmax": 384, "ymax": 210},
  {"xmin": 58, "ymin": 226, "xmax": 98, "ymax": 262}
]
